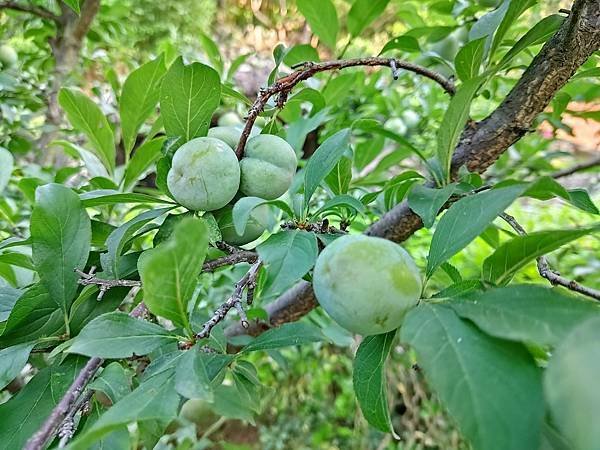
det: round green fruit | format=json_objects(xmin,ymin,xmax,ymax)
[
  {"xmin": 240, "ymin": 134, "xmax": 297, "ymax": 200},
  {"xmin": 215, "ymin": 203, "xmax": 273, "ymax": 245},
  {"xmin": 0, "ymin": 45, "xmax": 17, "ymax": 68},
  {"xmin": 179, "ymin": 399, "xmax": 219, "ymax": 428},
  {"xmin": 313, "ymin": 235, "xmax": 422, "ymax": 335},
  {"xmin": 167, "ymin": 137, "xmax": 240, "ymax": 211},
  {"xmin": 384, "ymin": 117, "xmax": 407, "ymax": 135},
  {"xmin": 218, "ymin": 111, "xmax": 243, "ymax": 126},
  {"xmin": 207, "ymin": 125, "xmax": 260, "ymax": 150},
  {"xmin": 401, "ymin": 110, "xmax": 420, "ymax": 129}
]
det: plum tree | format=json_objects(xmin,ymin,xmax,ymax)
[
  {"xmin": 215, "ymin": 203, "xmax": 273, "ymax": 245},
  {"xmin": 167, "ymin": 137, "xmax": 240, "ymax": 211},
  {"xmin": 313, "ymin": 235, "xmax": 422, "ymax": 336},
  {"xmin": 239, "ymin": 134, "xmax": 297, "ymax": 200}
]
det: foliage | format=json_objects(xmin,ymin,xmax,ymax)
[{"xmin": 0, "ymin": 0, "xmax": 599, "ymax": 449}]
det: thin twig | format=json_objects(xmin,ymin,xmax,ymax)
[
  {"xmin": 196, "ymin": 261, "xmax": 262, "ymax": 339},
  {"xmin": 499, "ymin": 213, "xmax": 600, "ymax": 301},
  {"xmin": 202, "ymin": 250, "xmax": 258, "ymax": 272},
  {"xmin": 75, "ymin": 268, "xmax": 141, "ymax": 300},
  {"xmin": 552, "ymin": 155, "xmax": 600, "ymax": 179},
  {"xmin": 0, "ymin": 1, "xmax": 59, "ymax": 21},
  {"xmin": 25, "ymin": 302, "xmax": 149, "ymax": 450},
  {"xmin": 235, "ymin": 57, "xmax": 455, "ymax": 159}
]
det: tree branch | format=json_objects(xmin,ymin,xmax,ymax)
[
  {"xmin": 226, "ymin": 0, "xmax": 600, "ymax": 337},
  {"xmin": 234, "ymin": 57, "xmax": 456, "ymax": 159},
  {"xmin": 202, "ymin": 250, "xmax": 258, "ymax": 272},
  {"xmin": 0, "ymin": 1, "xmax": 59, "ymax": 22},
  {"xmin": 552, "ymin": 154, "xmax": 600, "ymax": 179},
  {"xmin": 500, "ymin": 213, "xmax": 600, "ymax": 301}
]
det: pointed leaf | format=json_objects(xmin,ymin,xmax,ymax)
[
  {"xmin": 407, "ymin": 183, "xmax": 456, "ymax": 228},
  {"xmin": 241, "ymin": 322, "xmax": 323, "ymax": 353},
  {"xmin": 0, "ymin": 342, "xmax": 35, "ymax": 389},
  {"xmin": 348, "ymin": 0, "xmax": 391, "ymax": 38},
  {"xmin": 296, "ymin": 0, "xmax": 338, "ymax": 49},
  {"xmin": 455, "ymin": 37, "xmax": 486, "ymax": 81}
]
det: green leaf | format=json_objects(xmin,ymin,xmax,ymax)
[
  {"xmin": 0, "ymin": 252, "xmax": 34, "ymax": 270},
  {"xmin": 88, "ymin": 362, "xmax": 131, "ymax": 404},
  {"xmin": 401, "ymin": 303, "xmax": 544, "ymax": 450},
  {"xmin": 296, "ymin": 0, "xmax": 338, "ymax": 49},
  {"xmin": 0, "ymin": 147, "xmax": 14, "ymax": 194},
  {"xmin": 379, "ymin": 35, "xmax": 421, "ymax": 54},
  {"xmin": 80, "ymin": 190, "xmax": 174, "ymax": 207},
  {"xmin": 102, "ymin": 207, "xmax": 171, "ymax": 279},
  {"xmin": 241, "ymin": 322, "xmax": 323, "ymax": 353},
  {"xmin": 566, "ymin": 189, "xmax": 599, "ymax": 215},
  {"xmin": 120, "ymin": 55, "xmax": 167, "ymax": 155},
  {"xmin": 450, "ymin": 285, "xmax": 600, "ymax": 347},
  {"xmin": 257, "ymin": 230, "xmax": 318, "ymax": 297},
  {"xmin": 62, "ymin": 0, "xmax": 80, "ymax": 13},
  {"xmin": 69, "ymin": 286, "xmax": 129, "ymax": 335},
  {"xmin": 497, "ymin": 14, "xmax": 563, "ymax": 71},
  {"xmin": 283, "ymin": 44, "xmax": 320, "ymax": 67},
  {"xmin": 138, "ymin": 218, "xmax": 209, "ymax": 331},
  {"xmin": 68, "ymin": 370, "xmax": 179, "ymax": 450},
  {"xmin": 489, "ymin": 0, "xmax": 536, "ymax": 61},
  {"xmin": 304, "ymin": 129, "xmax": 351, "ymax": 209},
  {"xmin": 31, "ymin": 184, "xmax": 91, "ymax": 314},
  {"xmin": 0, "ymin": 284, "xmax": 64, "ymax": 347},
  {"xmin": 52, "ymin": 140, "xmax": 109, "ymax": 179},
  {"xmin": 160, "ymin": 57, "xmax": 221, "ymax": 141},
  {"xmin": 232, "ymin": 197, "xmax": 294, "ymax": 235},
  {"xmin": 545, "ymin": 316, "xmax": 600, "ymax": 450},
  {"xmin": 68, "ymin": 312, "xmax": 177, "ymax": 358},
  {"xmin": 407, "ymin": 183, "xmax": 456, "ymax": 228},
  {"xmin": 347, "ymin": 0, "xmax": 391, "ymax": 38},
  {"xmin": 175, "ymin": 346, "xmax": 212, "ymax": 401},
  {"xmin": 212, "ymin": 384, "xmax": 256, "ymax": 423},
  {"xmin": 0, "ymin": 357, "xmax": 85, "ymax": 450},
  {"xmin": 353, "ymin": 330, "xmax": 398, "ymax": 435},
  {"xmin": 324, "ymin": 157, "xmax": 353, "ymax": 196},
  {"xmin": 0, "ymin": 342, "xmax": 35, "ymax": 389},
  {"xmin": 58, "ymin": 88, "xmax": 115, "ymax": 174},
  {"xmin": 199, "ymin": 32, "xmax": 224, "ymax": 75},
  {"xmin": 436, "ymin": 77, "xmax": 484, "ymax": 182},
  {"xmin": 455, "ymin": 37, "xmax": 486, "ymax": 81},
  {"xmin": 426, "ymin": 184, "xmax": 526, "ymax": 277},
  {"xmin": 482, "ymin": 225, "xmax": 600, "ymax": 285},
  {"xmin": 312, "ymin": 194, "xmax": 366, "ymax": 218},
  {"xmin": 0, "ymin": 286, "xmax": 20, "ymax": 324}
]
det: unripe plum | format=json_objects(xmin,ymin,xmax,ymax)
[
  {"xmin": 0, "ymin": 45, "xmax": 17, "ymax": 68},
  {"xmin": 384, "ymin": 117, "xmax": 407, "ymax": 135},
  {"xmin": 240, "ymin": 134, "xmax": 297, "ymax": 200},
  {"xmin": 167, "ymin": 137, "xmax": 240, "ymax": 211},
  {"xmin": 313, "ymin": 235, "xmax": 422, "ymax": 335},
  {"xmin": 402, "ymin": 110, "xmax": 420, "ymax": 129},
  {"xmin": 215, "ymin": 203, "xmax": 273, "ymax": 245},
  {"xmin": 207, "ymin": 125, "xmax": 259, "ymax": 150},
  {"xmin": 218, "ymin": 111, "xmax": 243, "ymax": 126}
]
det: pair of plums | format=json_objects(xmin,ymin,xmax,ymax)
[{"xmin": 167, "ymin": 126, "xmax": 297, "ymax": 244}]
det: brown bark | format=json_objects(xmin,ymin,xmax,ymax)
[{"xmin": 226, "ymin": 0, "xmax": 600, "ymax": 338}]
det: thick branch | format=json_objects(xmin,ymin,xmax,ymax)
[
  {"xmin": 500, "ymin": 213, "xmax": 600, "ymax": 301},
  {"xmin": 0, "ymin": 1, "xmax": 59, "ymax": 21},
  {"xmin": 226, "ymin": 0, "xmax": 600, "ymax": 337},
  {"xmin": 234, "ymin": 57, "xmax": 455, "ymax": 159}
]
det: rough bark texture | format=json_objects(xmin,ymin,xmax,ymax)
[{"xmin": 226, "ymin": 0, "xmax": 600, "ymax": 338}]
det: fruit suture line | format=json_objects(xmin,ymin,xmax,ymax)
[{"xmin": 235, "ymin": 57, "xmax": 456, "ymax": 159}]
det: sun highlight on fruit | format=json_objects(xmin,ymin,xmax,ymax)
[{"xmin": 313, "ymin": 234, "xmax": 422, "ymax": 336}]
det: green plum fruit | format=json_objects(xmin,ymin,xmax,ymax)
[
  {"xmin": 0, "ymin": 45, "xmax": 17, "ymax": 68},
  {"xmin": 167, "ymin": 137, "xmax": 240, "ymax": 211},
  {"xmin": 313, "ymin": 234, "xmax": 422, "ymax": 335},
  {"xmin": 215, "ymin": 203, "xmax": 273, "ymax": 245},
  {"xmin": 384, "ymin": 117, "xmax": 407, "ymax": 135},
  {"xmin": 402, "ymin": 110, "xmax": 420, "ymax": 129},
  {"xmin": 207, "ymin": 125, "xmax": 260, "ymax": 150},
  {"xmin": 218, "ymin": 111, "xmax": 243, "ymax": 126},
  {"xmin": 240, "ymin": 134, "xmax": 297, "ymax": 200}
]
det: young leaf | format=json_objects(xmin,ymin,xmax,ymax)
[
  {"xmin": 283, "ymin": 44, "xmax": 320, "ymax": 67},
  {"xmin": 58, "ymin": 88, "xmax": 116, "ymax": 174},
  {"xmin": 324, "ymin": 156, "xmax": 353, "ymax": 196},
  {"xmin": 379, "ymin": 35, "xmax": 421, "ymax": 54},
  {"xmin": 450, "ymin": 285, "xmax": 600, "ymax": 347},
  {"xmin": 122, "ymin": 137, "xmax": 167, "ymax": 191},
  {"xmin": 80, "ymin": 190, "xmax": 174, "ymax": 207},
  {"xmin": 455, "ymin": 37, "xmax": 486, "ymax": 81},
  {"xmin": 120, "ymin": 55, "xmax": 167, "ymax": 155},
  {"xmin": 257, "ymin": 230, "xmax": 318, "ymax": 297},
  {"xmin": 160, "ymin": 57, "xmax": 221, "ymax": 141},
  {"xmin": 304, "ymin": 129, "xmax": 351, "ymax": 209},
  {"xmin": 31, "ymin": 184, "xmax": 91, "ymax": 314},
  {"xmin": 426, "ymin": 184, "xmax": 526, "ymax": 277},
  {"xmin": 347, "ymin": 0, "xmax": 391, "ymax": 38},
  {"xmin": 436, "ymin": 76, "xmax": 484, "ymax": 182},
  {"xmin": 296, "ymin": 0, "xmax": 338, "ymax": 49},
  {"xmin": 68, "ymin": 312, "xmax": 177, "ymax": 358},
  {"xmin": 545, "ymin": 316, "xmax": 600, "ymax": 450},
  {"xmin": 0, "ymin": 147, "xmax": 14, "ymax": 194},
  {"xmin": 102, "ymin": 207, "xmax": 171, "ymax": 279},
  {"xmin": 353, "ymin": 330, "xmax": 398, "ymax": 436},
  {"xmin": 232, "ymin": 196, "xmax": 294, "ymax": 235},
  {"xmin": 62, "ymin": 0, "xmax": 80, "ymax": 13},
  {"xmin": 401, "ymin": 303, "xmax": 544, "ymax": 450},
  {"xmin": 241, "ymin": 322, "xmax": 323, "ymax": 353},
  {"xmin": 407, "ymin": 183, "xmax": 456, "ymax": 228},
  {"xmin": 0, "ymin": 342, "xmax": 35, "ymax": 389},
  {"xmin": 68, "ymin": 370, "xmax": 179, "ymax": 450},
  {"xmin": 489, "ymin": 0, "xmax": 536, "ymax": 61},
  {"xmin": 482, "ymin": 225, "xmax": 600, "ymax": 285},
  {"xmin": 88, "ymin": 362, "xmax": 131, "ymax": 404},
  {"xmin": 138, "ymin": 217, "xmax": 209, "ymax": 331}
]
